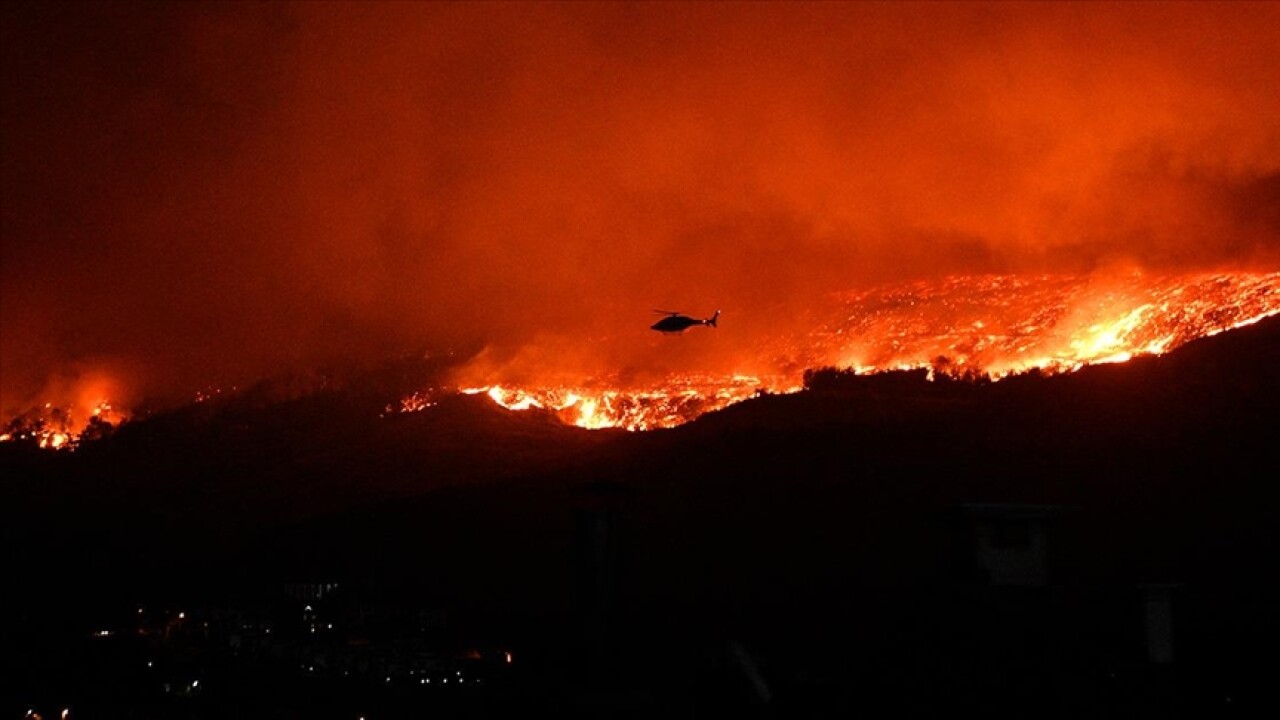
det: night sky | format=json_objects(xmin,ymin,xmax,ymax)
[{"xmin": 4, "ymin": 1, "xmax": 1279, "ymax": 416}]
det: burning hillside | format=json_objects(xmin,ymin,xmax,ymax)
[
  {"xmin": 805, "ymin": 269, "xmax": 1280, "ymax": 376},
  {"xmin": 4, "ymin": 269, "xmax": 1276, "ymax": 447},
  {"xmin": 435, "ymin": 269, "xmax": 1280, "ymax": 431},
  {"xmin": 0, "ymin": 372, "xmax": 127, "ymax": 450}
]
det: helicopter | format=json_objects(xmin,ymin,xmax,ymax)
[{"xmin": 650, "ymin": 309, "xmax": 720, "ymax": 334}]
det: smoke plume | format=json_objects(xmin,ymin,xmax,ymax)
[{"xmin": 4, "ymin": 2, "xmax": 1278, "ymax": 415}]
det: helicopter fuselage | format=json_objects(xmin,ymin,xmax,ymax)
[
  {"xmin": 651, "ymin": 315, "xmax": 704, "ymax": 333},
  {"xmin": 650, "ymin": 310, "xmax": 719, "ymax": 333}
]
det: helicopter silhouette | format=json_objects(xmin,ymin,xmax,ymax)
[{"xmin": 650, "ymin": 309, "xmax": 720, "ymax": 334}]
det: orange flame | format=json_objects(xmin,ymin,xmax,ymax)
[
  {"xmin": 461, "ymin": 376, "xmax": 786, "ymax": 431},
  {"xmin": 431, "ymin": 270, "xmax": 1280, "ymax": 431},
  {"xmin": 1, "ymin": 398, "xmax": 126, "ymax": 450}
]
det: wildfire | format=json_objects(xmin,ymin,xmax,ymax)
[
  {"xmin": 460, "ymin": 376, "xmax": 784, "ymax": 432},
  {"xmin": 6, "ymin": 270, "xmax": 1278, "ymax": 447},
  {"xmin": 1, "ymin": 399, "xmax": 125, "ymax": 450},
  {"xmin": 434, "ymin": 270, "xmax": 1280, "ymax": 431},
  {"xmin": 808, "ymin": 270, "xmax": 1280, "ymax": 377}
]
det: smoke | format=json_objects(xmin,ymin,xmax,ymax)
[{"xmin": 4, "ymin": 2, "xmax": 1279, "ymax": 413}]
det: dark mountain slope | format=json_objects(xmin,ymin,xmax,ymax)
[{"xmin": 4, "ymin": 316, "xmax": 1279, "ymax": 717}]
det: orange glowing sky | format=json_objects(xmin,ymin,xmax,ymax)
[{"xmin": 3, "ymin": 2, "xmax": 1279, "ymax": 417}]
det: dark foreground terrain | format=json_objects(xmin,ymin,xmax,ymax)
[{"xmin": 4, "ymin": 317, "xmax": 1279, "ymax": 718}]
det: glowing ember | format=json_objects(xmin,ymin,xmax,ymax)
[
  {"xmin": 435, "ymin": 270, "xmax": 1280, "ymax": 431},
  {"xmin": 390, "ymin": 389, "xmax": 439, "ymax": 415},
  {"xmin": 194, "ymin": 386, "xmax": 236, "ymax": 403}
]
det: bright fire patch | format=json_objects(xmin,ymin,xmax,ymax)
[{"xmin": 1, "ymin": 400, "xmax": 124, "ymax": 450}]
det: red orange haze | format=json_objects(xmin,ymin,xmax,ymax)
[{"xmin": 3, "ymin": 3, "xmax": 1279, "ymax": 437}]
